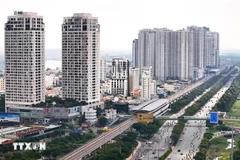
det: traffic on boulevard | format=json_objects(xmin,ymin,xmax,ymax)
[{"xmin": 133, "ymin": 75, "xmax": 236, "ymax": 160}]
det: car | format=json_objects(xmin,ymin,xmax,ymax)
[
  {"xmin": 181, "ymin": 153, "xmax": 183, "ymax": 155},
  {"xmin": 146, "ymin": 141, "xmax": 152, "ymax": 144},
  {"xmin": 167, "ymin": 157, "xmax": 171, "ymax": 160},
  {"xmin": 0, "ymin": 117, "xmax": 8, "ymax": 123},
  {"xmin": 180, "ymin": 139, "xmax": 183, "ymax": 141},
  {"xmin": 152, "ymin": 151, "xmax": 156, "ymax": 154},
  {"xmin": 182, "ymin": 132, "xmax": 185, "ymax": 134},
  {"xmin": 178, "ymin": 149, "xmax": 181, "ymax": 152}
]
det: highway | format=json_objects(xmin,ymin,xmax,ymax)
[
  {"xmin": 135, "ymin": 72, "xmax": 234, "ymax": 160},
  {"xmin": 133, "ymin": 88, "xmax": 212, "ymax": 160},
  {"xmin": 168, "ymin": 76, "xmax": 235, "ymax": 160},
  {"xmin": 60, "ymin": 74, "xmax": 218, "ymax": 160}
]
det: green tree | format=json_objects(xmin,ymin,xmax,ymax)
[
  {"xmin": 233, "ymin": 150, "xmax": 240, "ymax": 160},
  {"xmin": 104, "ymin": 100, "xmax": 113, "ymax": 109},
  {"xmin": 96, "ymin": 107, "xmax": 103, "ymax": 117},
  {"xmin": 98, "ymin": 117, "xmax": 108, "ymax": 127},
  {"xmin": 78, "ymin": 114, "xmax": 86, "ymax": 124},
  {"xmin": 194, "ymin": 152, "xmax": 206, "ymax": 160}
]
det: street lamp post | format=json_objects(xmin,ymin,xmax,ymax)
[{"xmin": 231, "ymin": 125, "xmax": 234, "ymax": 160}]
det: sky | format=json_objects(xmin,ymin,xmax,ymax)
[{"xmin": 0, "ymin": 0, "xmax": 240, "ymax": 52}]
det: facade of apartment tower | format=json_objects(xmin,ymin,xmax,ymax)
[
  {"xmin": 141, "ymin": 66, "xmax": 156, "ymax": 100},
  {"xmin": 5, "ymin": 11, "xmax": 45, "ymax": 111},
  {"xmin": 62, "ymin": 13, "xmax": 100, "ymax": 105},
  {"xmin": 134, "ymin": 28, "xmax": 193, "ymax": 82},
  {"xmin": 132, "ymin": 26, "xmax": 219, "ymax": 83},
  {"xmin": 187, "ymin": 26, "xmax": 206, "ymax": 80},
  {"xmin": 132, "ymin": 39, "xmax": 138, "ymax": 68},
  {"xmin": 129, "ymin": 67, "xmax": 140, "ymax": 92},
  {"xmin": 110, "ymin": 58, "xmax": 130, "ymax": 97},
  {"xmin": 100, "ymin": 58, "xmax": 106, "ymax": 81},
  {"xmin": 205, "ymin": 32, "xmax": 219, "ymax": 67}
]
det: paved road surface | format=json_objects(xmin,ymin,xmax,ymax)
[
  {"xmin": 168, "ymin": 76, "xmax": 235, "ymax": 160},
  {"xmin": 134, "ymin": 74, "xmax": 235, "ymax": 160},
  {"xmin": 132, "ymin": 88, "xmax": 212, "ymax": 160}
]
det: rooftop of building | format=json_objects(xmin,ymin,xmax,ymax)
[
  {"xmin": 9, "ymin": 11, "xmax": 42, "ymax": 17},
  {"xmin": 140, "ymin": 99, "xmax": 169, "ymax": 112},
  {"xmin": 131, "ymin": 99, "xmax": 158, "ymax": 111},
  {"xmin": 64, "ymin": 13, "xmax": 97, "ymax": 19}
]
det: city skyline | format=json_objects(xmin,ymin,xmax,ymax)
[{"xmin": 0, "ymin": 0, "xmax": 240, "ymax": 52}]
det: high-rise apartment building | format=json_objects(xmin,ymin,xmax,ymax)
[
  {"xmin": 175, "ymin": 29, "xmax": 194, "ymax": 80},
  {"xmin": 132, "ymin": 39, "xmax": 138, "ymax": 68},
  {"xmin": 110, "ymin": 58, "xmax": 129, "ymax": 97},
  {"xmin": 129, "ymin": 67, "xmax": 140, "ymax": 92},
  {"xmin": 137, "ymin": 29, "xmax": 170, "ymax": 82},
  {"xmin": 100, "ymin": 58, "xmax": 106, "ymax": 81},
  {"xmin": 62, "ymin": 13, "xmax": 100, "ymax": 105},
  {"xmin": 141, "ymin": 67, "xmax": 156, "ymax": 100},
  {"xmin": 187, "ymin": 26, "xmax": 206, "ymax": 80},
  {"xmin": 138, "ymin": 29, "xmax": 155, "ymax": 73},
  {"xmin": 154, "ymin": 28, "xmax": 172, "ymax": 81},
  {"xmin": 5, "ymin": 11, "xmax": 45, "ymax": 111},
  {"xmin": 205, "ymin": 32, "xmax": 219, "ymax": 67},
  {"xmin": 135, "ymin": 28, "xmax": 194, "ymax": 82},
  {"xmin": 133, "ymin": 26, "xmax": 219, "ymax": 82}
]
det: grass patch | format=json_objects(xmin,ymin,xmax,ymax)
[
  {"xmin": 225, "ymin": 100, "xmax": 240, "ymax": 127},
  {"xmin": 228, "ymin": 100, "xmax": 240, "ymax": 117},
  {"xmin": 207, "ymin": 137, "xmax": 229, "ymax": 159},
  {"xmin": 207, "ymin": 135, "xmax": 240, "ymax": 160}
]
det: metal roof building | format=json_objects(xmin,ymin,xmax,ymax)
[
  {"xmin": 130, "ymin": 99, "xmax": 158, "ymax": 111},
  {"xmin": 140, "ymin": 99, "xmax": 169, "ymax": 116}
]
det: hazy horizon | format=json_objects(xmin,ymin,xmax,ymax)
[{"xmin": 0, "ymin": 48, "xmax": 240, "ymax": 55}]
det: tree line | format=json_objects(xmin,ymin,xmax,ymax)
[
  {"xmin": 193, "ymin": 132, "xmax": 214, "ymax": 160},
  {"xmin": 170, "ymin": 74, "xmax": 222, "ymax": 114},
  {"xmin": 213, "ymin": 72, "xmax": 240, "ymax": 112},
  {"xmin": 2, "ymin": 130, "xmax": 95, "ymax": 160},
  {"xmin": 132, "ymin": 119, "xmax": 163, "ymax": 139},
  {"xmin": 93, "ymin": 131, "xmax": 137, "ymax": 160},
  {"xmin": 170, "ymin": 69, "xmax": 235, "ymax": 147}
]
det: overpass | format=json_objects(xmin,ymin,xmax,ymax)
[
  {"xmin": 168, "ymin": 74, "xmax": 214, "ymax": 103},
  {"xmin": 60, "ymin": 118, "xmax": 136, "ymax": 160},
  {"xmin": 157, "ymin": 115, "xmax": 240, "ymax": 122}
]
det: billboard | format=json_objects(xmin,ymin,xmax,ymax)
[
  {"xmin": 20, "ymin": 112, "xmax": 31, "ymax": 118},
  {"xmin": 136, "ymin": 113, "xmax": 154, "ymax": 123},
  {"xmin": 0, "ymin": 112, "xmax": 20, "ymax": 123},
  {"xmin": 48, "ymin": 107, "xmax": 68, "ymax": 118},
  {"xmin": 31, "ymin": 110, "xmax": 44, "ymax": 118}
]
